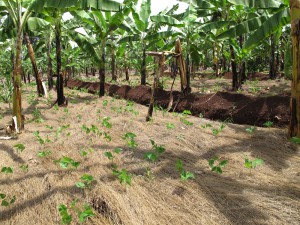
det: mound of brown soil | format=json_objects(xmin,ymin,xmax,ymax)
[{"xmin": 67, "ymin": 80, "xmax": 290, "ymax": 127}]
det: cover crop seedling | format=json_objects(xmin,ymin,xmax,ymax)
[
  {"xmin": 13, "ymin": 143, "xmax": 25, "ymax": 153},
  {"xmin": 0, "ymin": 193, "xmax": 16, "ymax": 207},
  {"xmin": 75, "ymin": 174, "xmax": 95, "ymax": 189},
  {"xmin": 123, "ymin": 132, "xmax": 138, "ymax": 148},
  {"xmin": 55, "ymin": 156, "xmax": 80, "ymax": 169},
  {"xmin": 244, "ymin": 156, "xmax": 264, "ymax": 170},
  {"xmin": 144, "ymin": 140, "xmax": 165, "ymax": 162},
  {"xmin": 176, "ymin": 160, "xmax": 195, "ymax": 181},
  {"xmin": 208, "ymin": 156, "xmax": 228, "ymax": 174},
  {"xmin": 1, "ymin": 167, "xmax": 13, "ymax": 174}
]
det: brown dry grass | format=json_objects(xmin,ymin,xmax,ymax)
[{"xmin": 0, "ymin": 84, "xmax": 299, "ymax": 225}]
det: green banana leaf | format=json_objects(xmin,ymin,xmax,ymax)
[
  {"xmin": 227, "ymin": 0, "xmax": 282, "ymax": 8},
  {"xmin": 200, "ymin": 21, "xmax": 233, "ymax": 32},
  {"xmin": 27, "ymin": 17, "xmax": 50, "ymax": 31},
  {"xmin": 244, "ymin": 7, "xmax": 290, "ymax": 49},
  {"xmin": 150, "ymin": 15, "xmax": 184, "ymax": 27},
  {"xmin": 216, "ymin": 16, "xmax": 268, "ymax": 40}
]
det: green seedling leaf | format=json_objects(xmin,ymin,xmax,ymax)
[
  {"xmin": 1, "ymin": 167, "xmax": 13, "ymax": 174},
  {"xmin": 263, "ymin": 121, "xmax": 273, "ymax": 127},
  {"xmin": 244, "ymin": 158, "xmax": 252, "ymax": 169},
  {"xmin": 117, "ymin": 169, "xmax": 132, "ymax": 185},
  {"xmin": 182, "ymin": 110, "xmax": 192, "ymax": 115},
  {"xmin": 58, "ymin": 204, "xmax": 72, "ymax": 224},
  {"xmin": 104, "ymin": 152, "xmax": 114, "ymax": 160},
  {"xmin": 75, "ymin": 182, "xmax": 86, "ymax": 189},
  {"xmin": 78, "ymin": 205, "xmax": 95, "ymax": 222},
  {"xmin": 176, "ymin": 160, "xmax": 184, "ymax": 173},
  {"xmin": 102, "ymin": 117, "xmax": 112, "ymax": 128},
  {"xmin": 1, "ymin": 200, "xmax": 9, "ymax": 206},
  {"xmin": 20, "ymin": 164, "xmax": 29, "ymax": 172},
  {"xmin": 123, "ymin": 132, "xmax": 137, "ymax": 139},
  {"xmin": 246, "ymin": 126, "xmax": 256, "ymax": 134},
  {"xmin": 252, "ymin": 158, "xmax": 264, "ymax": 168},
  {"xmin": 57, "ymin": 157, "xmax": 80, "ymax": 169},
  {"xmin": 10, "ymin": 196, "xmax": 16, "ymax": 204},
  {"xmin": 46, "ymin": 125, "xmax": 53, "ymax": 130},
  {"xmin": 180, "ymin": 171, "xmax": 195, "ymax": 180},
  {"xmin": 103, "ymin": 100, "xmax": 108, "ymax": 106},
  {"xmin": 113, "ymin": 148, "xmax": 123, "ymax": 154},
  {"xmin": 14, "ymin": 143, "xmax": 25, "ymax": 153},
  {"xmin": 144, "ymin": 152, "xmax": 158, "ymax": 162},
  {"xmin": 212, "ymin": 128, "xmax": 220, "ymax": 135},
  {"xmin": 80, "ymin": 174, "xmax": 95, "ymax": 185},
  {"xmin": 290, "ymin": 137, "xmax": 300, "ymax": 144},
  {"xmin": 219, "ymin": 160, "xmax": 228, "ymax": 167},
  {"xmin": 37, "ymin": 150, "xmax": 52, "ymax": 157},
  {"xmin": 166, "ymin": 122, "xmax": 175, "ymax": 129},
  {"xmin": 0, "ymin": 193, "xmax": 6, "ymax": 199}
]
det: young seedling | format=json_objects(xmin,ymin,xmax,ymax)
[
  {"xmin": 166, "ymin": 122, "xmax": 175, "ymax": 129},
  {"xmin": 113, "ymin": 168, "xmax": 132, "ymax": 186},
  {"xmin": 212, "ymin": 123, "xmax": 226, "ymax": 136},
  {"xmin": 75, "ymin": 174, "xmax": 95, "ymax": 189},
  {"xmin": 208, "ymin": 156, "xmax": 228, "ymax": 174},
  {"xmin": 104, "ymin": 148, "xmax": 122, "ymax": 165},
  {"xmin": 290, "ymin": 137, "xmax": 300, "ymax": 144},
  {"xmin": 0, "ymin": 193, "xmax": 16, "ymax": 207},
  {"xmin": 103, "ymin": 100, "xmax": 109, "ymax": 106},
  {"xmin": 123, "ymin": 132, "xmax": 138, "ymax": 149},
  {"xmin": 244, "ymin": 156, "xmax": 264, "ymax": 171},
  {"xmin": 1, "ymin": 167, "xmax": 13, "ymax": 174},
  {"xmin": 180, "ymin": 110, "xmax": 193, "ymax": 126},
  {"xmin": 37, "ymin": 150, "xmax": 52, "ymax": 157},
  {"xmin": 201, "ymin": 123, "xmax": 212, "ymax": 129},
  {"xmin": 13, "ymin": 143, "xmax": 25, "ymax": 154},
  {"xmin": 55, "ymin": 156, "xmax": 80, "ymax": 169},
  {"xmin": 144, "ymin": 140, "xmax": 166, "ymax": 162},
  {"xmin": 78, "ymin": 204, "xmax": 95, "ymax": 223},
  {"xmin": 246, "ymin": 126, "xmax": 256, "ymax": 134},
  {"xmin": 263, "ymin": 121, "xmax": 273, "ymax": 128},
  {"xmin": 20, "ymin": 164, "xmax": 29, "ymax": 173},
  {"xmin": 33, "ymin": 131, "xmax": 51, "ymax": 145},
  {"xmin": 102, "ymin": 116, "xmax": 112, "ymax": 128},
  {"xmin": 32, "ymin": 108, "xmax": 44, "ymax": 123},
  {"xmin": 58, "ymin": 204, "xmax": 72, "ymax": 224},
  {"xmin": 176, "ymin": 160, "xmax": 195, "ymax": 181}
]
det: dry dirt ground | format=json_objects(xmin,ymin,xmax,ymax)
[{"xmin": 0, "ymin": 84, "xmax": 299, "ymax": 225}]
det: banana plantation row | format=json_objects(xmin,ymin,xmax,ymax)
[{"xmin": 0, "ymin": 0, "xmax": 300, "ymax": 137}]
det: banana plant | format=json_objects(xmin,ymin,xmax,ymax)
[
  {"xmin": 0, "ymin": 0, "xmax": 48, "ymax": 131},
  {"xmin": 118, "ymin": 0, "xmax": 180, "ymax": 86},
  {"xmin": 70, "ymin": 1, "xmax": 130, "ymax": 96},
  {"xmin": 289, "ymin": 0, "xmax": 300, "ymax": 138},
  {"xmin": 215, "ymin": 0, "xmax": 290, "ymax": 81}
]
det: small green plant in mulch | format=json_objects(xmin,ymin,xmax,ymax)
[
  {"xmin": 176, "ymin": 160, "xmax": 195, "ymax": 181},
  {"xmin": 208, "ymin": 156, "xmax": 228, "ymax": 174}
]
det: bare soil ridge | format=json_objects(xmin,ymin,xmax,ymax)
[{"xmin": 67, "ymin": 79, "xmax": 290, "ymax": 127}]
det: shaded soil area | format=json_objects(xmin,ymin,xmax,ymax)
[{"xmin": 67, "ymin": 79, "xmax": 290, "ymax": 127}]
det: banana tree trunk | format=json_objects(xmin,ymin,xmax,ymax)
[
  {"xmin": 111, "ymin": 48, "xmax": 116, "ymax": 81},
  {"xmin": 239, "ymin": 35, "xmax": 246, "ymax": 83},
  {"xmin": 12, "ymin": 32, "xmax": 23, "ymax": 131},
  {"xmin": 186, "ymin": 54, "xmax": 191, "ymax": 91},
  {"xmin": 99, "ymin": 47, "xmax": 106, "ymax": 97},
  {"xmin": 124, "ymin": 52, "xmax": 129, "ymax": 81},
  {"xmin": 230, "ymin": 44, "xmax": 239, "ymax": 91},
  {"xmin": 289, "ymin": 0, "xmax": 300, "ymax": 138},
  {"xmin": 141, "ymin": 46, "xmax": 146, "ymax": 85},
  {"xmin": 24, "ymin": 33, "xmax": 44, "ymax": 96},
  {"xmin": 47, "ymin": 40, "xmax": 54, "ymax": 90},
  {"xmin": 55, "ymin": 20, "xmax": 65, "ymax": 106},
  {"xmin": 269, "ymin": 34, "xmax": 276, "ymax": 79}
]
